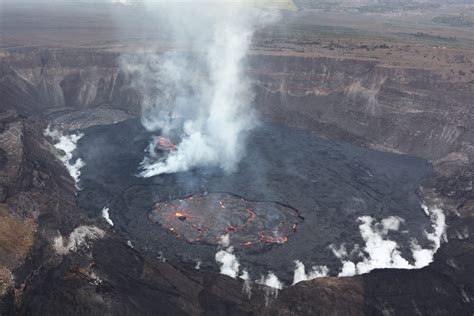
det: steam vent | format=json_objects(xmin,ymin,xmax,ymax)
[{"xmin": 1, "ymin": 1, "xmax": 473, "ymax": 315}]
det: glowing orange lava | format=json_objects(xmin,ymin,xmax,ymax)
[
  {"xmin": 149, "ymin": 193, "xmax": 302, "ymax": 247},
  {"xmin": 155, "ymin": 136, "xmax": 177, "ymax": 151}
]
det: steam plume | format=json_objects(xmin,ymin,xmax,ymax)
[
  {"xmin": 257, "ymin": 271, "xmax": 283, "ymax": 306},
  {"xmin": 259, "ymin": 272, "xmax": 283, "ymax": 290},
  {"xmin": 101, "ymin": 207, "xmax": 114, "ymax": 227},
  {"xmin": 123, "ymin": 1, "xmax": 278, "ymax": 177},
  {"xmin": 331, "ymin": 205, "xmax": 446, "ymax": 276},
  {"xmin": 292, "ymin": 260, "xmax": 329, "ymax": 285},
  {"xmin": 44, "ymin": 126, "xmax": 84, "ymax": 189},
  {"xmin": 215, "ymin": 234, "xmax": 240, "ymax": 278},
  {"xmin": 240, "ymin": 269, "xmax": 252, "ymax": 299},
  {"xmin": 53, "ymin": 226, "xmax": 105, "ymax": 255}
]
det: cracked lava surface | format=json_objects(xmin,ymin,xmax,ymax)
[{"xmin": 150, "ymin": 193, "xmax": 302, "ymax": 246}]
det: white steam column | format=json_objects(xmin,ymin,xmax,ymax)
[{"xmin": 124, "ymin": 1, "xmax": 285, "ymax": 177}]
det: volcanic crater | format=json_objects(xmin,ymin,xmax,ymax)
[
  {"xmin": 75, "ymin": 118, "xmax": 433, "ymax": 282},
  {"xmin": 0, "ymin": 2, "xmax": 473, "ymax": 313}
]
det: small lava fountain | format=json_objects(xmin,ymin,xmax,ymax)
[{"xmin": 149, "ymin": 193, "xmax": 302, "ymax": 247}]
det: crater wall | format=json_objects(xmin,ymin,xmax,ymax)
[{"xmin": 1, "ymin": 48, "xmax": 472, "ymax": 164}]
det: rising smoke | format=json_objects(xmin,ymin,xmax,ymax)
[
  {"xmin": 54, "ymin": 225, "xmax": 105, "ymax": 255},
  {"xmin": 101, "ymin": 207, "xmax": 114, "ymax": 227},
  {"xmin": 292, "ymin": 260, "xmax": 329, "ymax": 285},
  {"xmin": 331, "ymin": 205, "xmax": 447, "ymax": 276},
  {"xmin": 256, "ymin": 271, "xmax": 283, "ymax": 306},
  {"xmin": 44, "ymin": 126, "xmax": 85, "ymax": 189},
  {"xmin": 215, "ymin": 234, "xmax": 241, "ymax": 278},
  {"xmin": 121, "ymin": 1, "xmax": 278, "ymax": 177},
  {"xmin": 240, "ymin": 269, "xmax": 252, "ymax": 299}
]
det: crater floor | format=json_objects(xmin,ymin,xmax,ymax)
[{"xmin": 76, "ymin": 119, "xmax": 433, "ymax": 282}]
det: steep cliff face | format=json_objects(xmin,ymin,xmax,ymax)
[
  {"xmin": 2, "ymin": 48, "xmax": 472, "ymax": 164},
  {"xmin": 0, "ymin": 49, "xmax": 139, "ymax": 118},
  {"xmin": 250, "ymin": 54, "xmax": 473, "ymax": 162}
]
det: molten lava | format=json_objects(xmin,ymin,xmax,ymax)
[
  {"xmin": 155, "ymin": 136, "xmax": 176, "ymax": 151},
  {"xmin": 149, "ymin": 193, "xmax": 302, "ymax": 247},
  {"xmin": 174, "ymin": 211, "xmax": 187, "ymax": 221}
]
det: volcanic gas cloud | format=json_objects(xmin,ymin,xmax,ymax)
[{"xmin": 122, "ymin": 0, "xmax": 277, "ymax": 177}]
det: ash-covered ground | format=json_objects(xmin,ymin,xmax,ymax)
[{"xmin": 75, "ymin": 118, "xmax": 433, "ymax": 282}]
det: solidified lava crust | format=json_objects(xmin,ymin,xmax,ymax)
[
  {"xmin": 75, "ymin": 119, "xmax": 434, "ymax": 280},
  {"xmin": 150, "ymin": 192, "xmax": 302, "ymax": 247}
]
